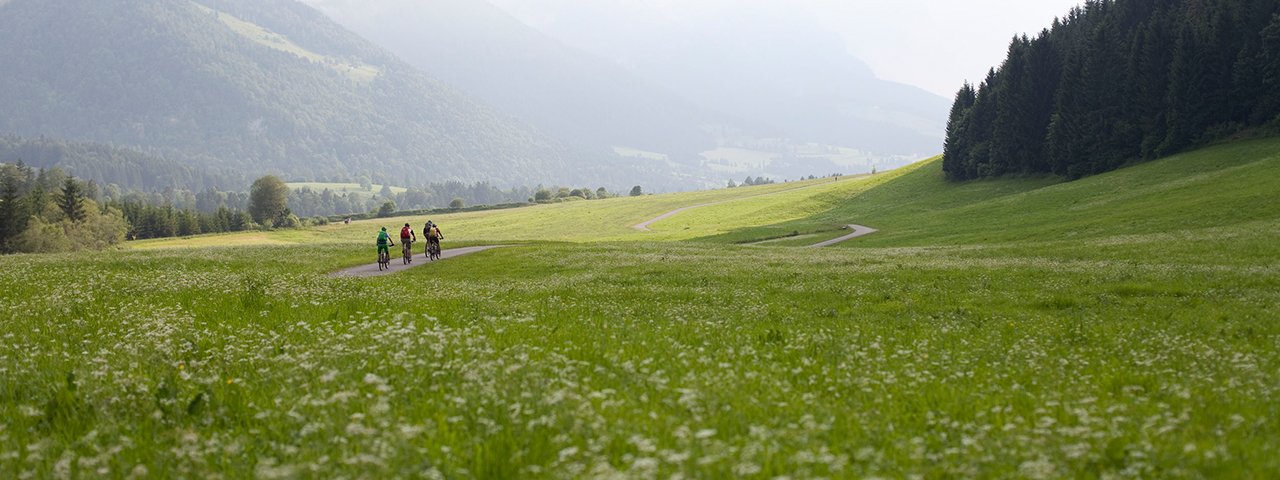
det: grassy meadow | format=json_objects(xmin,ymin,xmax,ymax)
[{"xmin": 2, "ymin": 139, "xmax": 1279, "ymax": 478}]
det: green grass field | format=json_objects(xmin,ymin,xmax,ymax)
[{"xmin": 3, "ymin": 139, "xmax": 1279, "ymax": 478}]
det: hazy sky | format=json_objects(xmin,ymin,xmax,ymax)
[
  {"xmin": 810, "ymin": 0, "xmax": 1083, "ymax": 97},
  {"xmin": 485, "ymin": 0, "xmax": 1084, "ymax": 98}
]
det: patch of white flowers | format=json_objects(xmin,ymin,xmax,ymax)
[{"xmin": 0, "ymin": 242, "xmax": 1276, "ymax": 477}]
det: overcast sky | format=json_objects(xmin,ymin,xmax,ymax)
[{"xmin": 484, "ymin": 0, "xmax": 1084, "ymax": 98}]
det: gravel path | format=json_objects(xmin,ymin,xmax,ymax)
[
  {"xmin": 806, "ymin": 225, "xmax": 879, "ymax": 248},
  {"xmin": 330, "ymin": 245, "xmax": 507, "ymax": 278}
]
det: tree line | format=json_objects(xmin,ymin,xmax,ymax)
[
  {"xmin": 1, "ymin": 162, "xmax": 650, "ymax": 249},
  {"xmin": 944, "ymin": 0, "xmax": 1280, "ymax": 181},
  {"xmin": 0, "ymin": 135, "xmax": 548, "ymax": 217},
  {"xmin": 0, "ymin": 162, "xmax": 129, "ymax": 253}
]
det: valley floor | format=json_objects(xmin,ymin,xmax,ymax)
[{"xmin": 2, "ymin": 139, "xmax": 1279, "ymax": 478}]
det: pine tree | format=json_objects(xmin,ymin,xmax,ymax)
[
  {"xmin": 58, "ymin": 177, "xmax": 87, "ymax": 222},
  {"xmin": 991, "ymin": 36, "xmax": 1035, "ymax": 175},
  {"xmin": 1161, "ymin": 25, "xmax": 1202, "ymax": 156},
  {"xmin": 0, "ymin": 174, "xmax": 21, "ymax": 251},
  {"xmin": 1258, "ymin": 14, "xmax": 1280, "ymax": 123},
  {"xmin": 943, "ymin": 83, "xmax": 977, "ymax": 180},
  {"xmin": 965, "ymin": 71, "xmax": 999, "ymax": 178},
  {"xmin": 1046, "ymin": 44, "xmax": 1088, "ymax": 177}
]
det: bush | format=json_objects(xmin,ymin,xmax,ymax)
[
  {"xmin": 278, "ymin": 214, "xmax": 302, "ymax": 229},
  {"xmin": 73, "ymin": 207, "xmax": 128, "ymax": 250},
  {"xmin": 376, "ymin": 201, "xmax": 396, "ymax": 218},
  {"xmin": 10, "ymin": 216, "xmax": 71, "ymax": 253},
  {"xmin": 449, "ymin": 197, "xmax": 464, "ymax": 209},
  {"xmin": 9, "ymin": 204, "xmax": 128, "ymax": 253}
]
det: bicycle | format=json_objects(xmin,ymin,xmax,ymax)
[
  {"xmin": 402, "ymin": 240, "xmax": 413, "ymax": 265},
  {"xmin": 427, "ymin": 239, "xmax": 441, "ymax": 261},
  {"xmin": 378, "ymin": 249, "xmax": 391, "ymax": 271}
]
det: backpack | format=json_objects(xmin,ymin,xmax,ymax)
[{"xmin": 400, "ymin": 226, "xmax": 411, "ymax": 239}]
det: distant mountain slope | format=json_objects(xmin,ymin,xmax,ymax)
[
  {"xmin": 488, "ymin": 0, "xmax": 950, "ymax": 156},
  {"xmin": 0, "ymin": 0, "xmax": 601, "ymax": 186},
  {"xmin": 299, "ymin": 0, "xmax": 727, "ymax": 159}
]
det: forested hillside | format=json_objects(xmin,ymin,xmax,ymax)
[
  {"xmin": 944, "ymin": 0, "xmax": 1280, "ymax": 180},
  {"xmin": 0, "ymin": 136, "xmax": 245, "ymax": 191},
  {"xmin": 0, "ymin": 0, "xmax": 618, "ymax": 187}
]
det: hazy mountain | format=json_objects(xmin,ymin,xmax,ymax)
[
  {"xmin": 0, "ymin": 0, "xmax": 628, "ymax": 187},
  {"xmin": 299, "ymin": 0, "xmax": 733, "ymax": 160},
  {"xmin": 489, "ymin": 0, "xmax": 950, "ymax": 156}
]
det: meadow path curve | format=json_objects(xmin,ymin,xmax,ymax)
[
  {"xmin": 806, "ymin": 225, "xmax": 879, "ymax": 248},
  {"xmin": 330, "ymin": 245, "xmax": 508, "ymax": 278}
]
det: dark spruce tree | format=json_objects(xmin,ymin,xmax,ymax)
[
  {"xmin": 942, "ymin": 83, "xmax": 977, "ymax": 181},
  {"xmin": 0, "ymin": 175, "xmax": 21, "ymax": 251},
  {"xmin": 58, "ymin": 177, "xmax": 87, "ymax": 223}
]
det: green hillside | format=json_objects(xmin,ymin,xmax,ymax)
[
  {"xmin": 0, "ymin": 0, "xmax": 605, "ymax": 186},
  {"xmin": 689, "ymin": 137, "xmax": 1280, "ymax": 247},
  {"xmin": 2, "ymin": 141, "xmax": 1278, "ymax": 477}
]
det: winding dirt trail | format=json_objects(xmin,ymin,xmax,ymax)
[
  {"xmin": 630, "ymin": 180, "xmax": 879, "ymax": 247},
  {"xmin": 806, "ymin": 225, "xmax": 879, "ymax": 247},
  {"xmin": 330, "ymin": 245, "xmax": 507, "ymax": 278}
]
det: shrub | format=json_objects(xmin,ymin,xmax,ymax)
[{"xmin": 376, "ymin": 201, "xmax": 396, "ymax": 218}]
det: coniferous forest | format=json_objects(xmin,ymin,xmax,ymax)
[{"xmin": 944, "ymin": 0, "xmax": 1280, "ymax": 181}]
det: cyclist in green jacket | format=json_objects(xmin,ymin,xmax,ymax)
[{"xmin": 377, "ymin": 226, "xmax": 395, "ymax": 258}]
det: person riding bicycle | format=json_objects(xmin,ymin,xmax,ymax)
[
  {"xmin": 400, "ymin": 223, "xmax": 416, "ymax": 245},
  {"xmin": 425, "ymin": 220, "xmax": 443, "ymax": 250},
  {"xmin": 377, "ymin": 226, "xmax": 395, "ymax": 259}
]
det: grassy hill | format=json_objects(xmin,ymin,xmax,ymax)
[
  {"xmin": 688, "ymin": 137, "xmax": 1280, "ymax": 246},
  {"xmin": 2, "ymin": 140, "xmax": 1278, "ymax": 477}
]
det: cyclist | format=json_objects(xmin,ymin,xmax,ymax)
[
  {"xmin": 425, "ymin": 220, "xmax": 443, "ymax": 252},
  {"xmin": 377, "ymin": 226, "xmax": 395, "ymax": 260},
  {"xmin": 399, "ymin": 223, "xmax": 417, "ymax": 261},
  {"xmin": 400, "ymin": 223, "xmax": 416, "ymax": 246}
]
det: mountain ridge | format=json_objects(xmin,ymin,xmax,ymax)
[{"xmin": 0, "ymin": 0, "xmax": 631, "ymax": 188}]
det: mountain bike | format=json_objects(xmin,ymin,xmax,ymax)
[
  {"xmin": 427, "ymin": 240, "xmax": 441, "ymax": 261},
  {"xmin": 378, "ymin": 249, "xmax": 391, "ymax": 271},
  {"xmin": 402, "ymin": 240, "xmax": 413, "ymax": 265}
]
